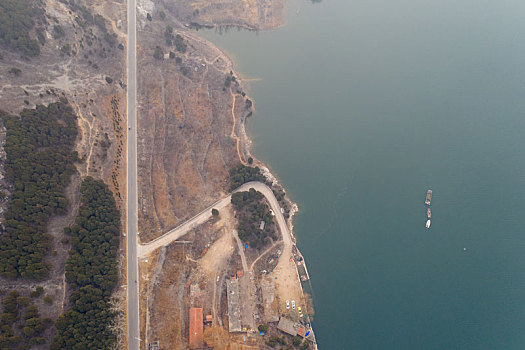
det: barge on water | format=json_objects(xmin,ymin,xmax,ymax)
[
  {"xmin": 427, "ymin": 208, "xmax": 431, "ymax": 219},
  {"xmin": 425, "ymin": 190, "xmax": 432, "ymax": 205}
]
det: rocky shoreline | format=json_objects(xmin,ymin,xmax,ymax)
[{"xmin": 229, "ymin": 42, "xmax": 319, "ymax": 350}]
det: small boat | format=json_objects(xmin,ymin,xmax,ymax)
[
  {"xmin": 425, "ymin": 190, "xmax": 432, "ymax": 205},
  {"xmin": 426, "ymin": 219, "xmax": 431, "ymax": 229},
  {"xmin": 427, "ymin": 208, "xmax": 431, "ymax": 218}
]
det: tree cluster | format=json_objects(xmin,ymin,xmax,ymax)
[
  {"xmin": 51, "ymin": 177, "xmax": 120, "ymax": 350},
  {"xmin": 0, "ymin": 101, "xmax": 78, "ymax": 280},
  {"xmin": 164, "ymin": 26, "xmax": 187, "ymax": 53},
  {"xmin": 0, "ymin": 291, "xmax": 50, "ymax": 348},
  {"xmin": 0, "ymin": 0, "xmax": 44, "ymax": 56},
  {"xmin": 229, "ymin": 164, "xmax": 266, "ymax": 191},
  {"xmin": 231, "ymin": 189, "xmax": 276, "ymax": 248}
]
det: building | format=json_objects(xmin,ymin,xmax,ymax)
[
  {"xmin": 189, "ymin": 307, "xmax": 203, "ymax": 349},
  {"xmin": 226, "ymin": 278, "xmax": 242, "ymax": 332},
  {"xmin": 205, "ymin": 314, "xmax": 213, "ymax": 324},
  {"xmin": 277, "ymin": 317, "xmax": 316, "ymax": 343}
]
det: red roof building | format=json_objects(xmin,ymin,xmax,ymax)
[{"xmin": 189, "ymin": 307, "xmax": 203, "ymax": 349}]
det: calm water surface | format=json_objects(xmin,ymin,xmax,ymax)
[{"xmin": 201, "ymin": 1, "xmax": 525, "ymax": 348}]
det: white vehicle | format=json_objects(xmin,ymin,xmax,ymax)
[
  {"xmin": 137, "ymin": 231, "xmax": 140, "ymax": 235},
  {"xmin": 286, "ymin": 300, "xmax": 290, "ymax": 309},
  {"xmin": 122, "ymin": 232, "xmax": 126, "ymax": 237},
  {"xmin": 291, "ymin": 300, "xmax": 296, "ymax": 310}
]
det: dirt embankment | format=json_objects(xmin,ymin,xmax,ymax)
[
  {"xmin": 0, "ymin": 0, "xmax": 126, "ymax": 347},
  {"xmin": 136, "ymin": 7, "xmax": 255, "ymax": 242}
]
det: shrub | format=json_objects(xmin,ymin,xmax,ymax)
[
  {"xmin": 30, "ymin": 286, "xmax": 44, "ymax": 298},
  {"xmin": 53, "ymin": 25, "xmax": 65, "ymax": 39},
  {"xmin": 8, "ymin": 67, "xmax": 21, "ymax": 76},
  {"xmin": 153, "ymin": 46, "xmax": 163, "ymax": 60}
]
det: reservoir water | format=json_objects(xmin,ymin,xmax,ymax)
[{"xmin": 201, "ymin": 1, "xmax": 525, "ymax": 348}]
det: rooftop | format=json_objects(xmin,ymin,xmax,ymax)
[{"xmin": 189, "ymin": 307, "xmax": 203, "ymax": 349}]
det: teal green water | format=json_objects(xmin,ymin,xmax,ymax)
[{"xmin": 201, "ymin": 0, "xmax": 525, "ymax": 348}]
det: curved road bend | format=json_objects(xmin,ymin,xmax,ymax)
[
  {"xmin": 126, "ymin": 0, "xmax": 139, "ymax": 349},
  {"xmin": 138, "ymin": 182, "xmax": 292, "ymax": 258}
]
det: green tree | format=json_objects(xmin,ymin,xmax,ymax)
[
  {"xmin": 52, "ymin": 25, "xmax": 65, "ymax": 39},
  {"xmin": 0, "ymin": 101, "xmax": 78, "ymax": 279},
  {"xmin": 0, "ymin": 0, "xmax": 43, "ymax": 56},
  {"xmin": 51, "ymin": 178, "xmax": 120, "ymax": 349},
  {"xmin": 153, "ymin": 46, "xmax": 163, "ymax": 59},
  {"xmin": 174, "ymin": 34, "xmax": 187, "ymax": 53},
  {"xmin": 212, "ymin": 208, "xmax": 219, "ymax": 216}
]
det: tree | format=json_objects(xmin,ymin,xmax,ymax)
[
  {"xmin": 174, "ymin": 34, "xmax": 187, "ymax": 53},
  {"xmin": 52, "ymin": 25, "xmax": 65, "ymax": 39},
  {"xmin": 229, "ymin": 164, "xmax": 266, "ymax": 191},
  {"xmin": 292, "ymin": 336, "xmax": 302, "ymax": 346},
  {"xmin": 211, "ymin": 208, "xmax": 219, "ymax": 216},
  {"xmin": 165, "ymin": 25, "xmax": 174, "ymax": 45},
  {"xmin": 146, "ymin": 13, "xmax": 152, "ymax": 21},
  {"xmin": 52, "ymin": 177, "xmax": 120, "ymax": 349},
  {"xmin": 0, "ymin": 102, "xmax": 78, "ymax": 279},
  {"xmin": 153, "ymin": 46, "xmax": 163, "ymax": 60},
  {"xmin": 258, "ymin": 324, "xmax": 268, "ymax": 333},
  {"xmin": 0, "ymin": 0, "xmax": 43, "ymax": 56}
]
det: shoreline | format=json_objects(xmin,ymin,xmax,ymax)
[{"xmin": 223, "ymin": 36, "xmax": 319, "ymax": 349}]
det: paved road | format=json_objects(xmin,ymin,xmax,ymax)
[
  {"xmin": 138, "ymin": 182, "xmax": 292, "ymax": 257},
  {"xmin": 126, "ymin": 0, "xmax": 140, "ymax": 349}
]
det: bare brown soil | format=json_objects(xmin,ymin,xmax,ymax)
[{"xmin": 136, "ymin": 11, "xmax": 251, "ymax": 242}]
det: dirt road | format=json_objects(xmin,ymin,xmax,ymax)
[{"xmin": 138, "ymin": 181, "xmax": 292, "ymax": 257}]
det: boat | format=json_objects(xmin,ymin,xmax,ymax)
[
  {"xmin": 426, "ymin": 219, "xmax": 431, "ymax": 229},
  {"xmin": 425, "ymin": 190, "xmax": 432, "ymax": 205},
  {"xmin": 427, "ymin": 208, "xmax": 431, "ymax": 218}
]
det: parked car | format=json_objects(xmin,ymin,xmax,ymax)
[
  {"xmin": 291, "ymin": 300, "xmax": 296, "ymax": 310},
  {"xmin": 286, "ymin": 300, "xmax": 290, "ymax": 309}
]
